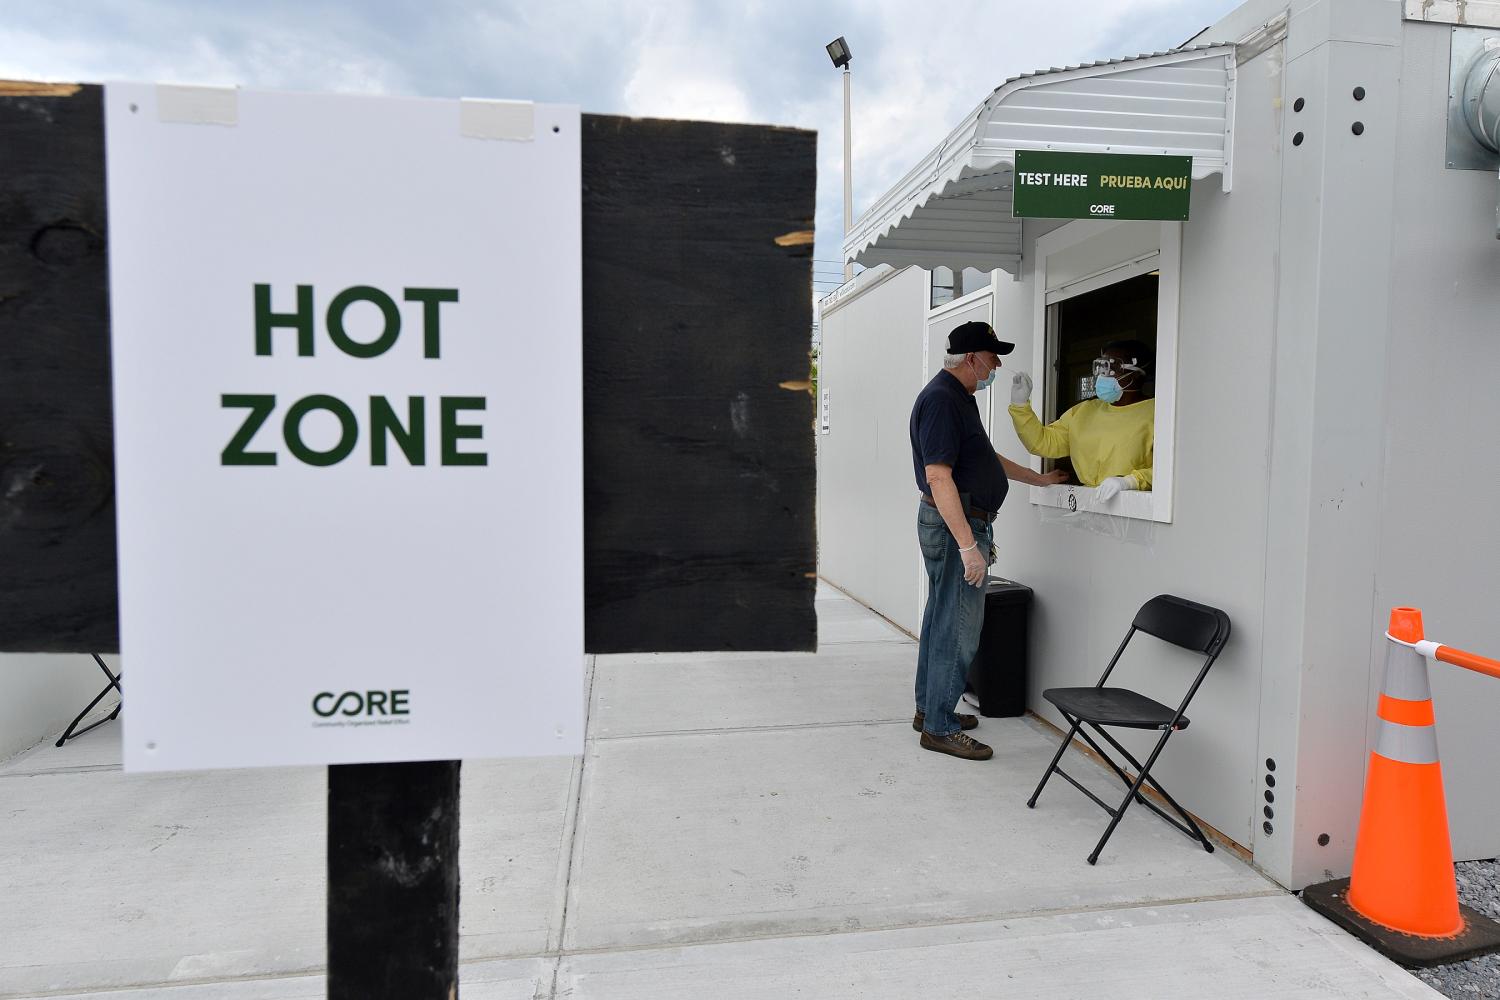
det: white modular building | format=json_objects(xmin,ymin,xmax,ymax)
[{"xmin": 817, "ymin": 0, "xmax": 1500, "ymax": 889}]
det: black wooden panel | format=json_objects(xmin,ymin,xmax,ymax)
[
  {"xmin": 0, "ymin": 84, "xmax": 116, "ymax": 652},
  {"xmin": 0, "ymin": 88, "xmax": 818, "ymax": 654},
  {"xmin": 581, "ymin": 116, "xmax": 818, "ymax": 653}
]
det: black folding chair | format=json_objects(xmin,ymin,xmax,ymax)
[
  {"xmin": 1027, "ymin": 594, "xmax": 1231, "ymax": 865},
  {"xmin": 55, "ymin": 654, "xmax": 122, "ymax": 747}
]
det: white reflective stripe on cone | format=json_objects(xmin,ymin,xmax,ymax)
[
  {"xmin": 1381, "ymin": 642, "xmax": 1433, "ymax": 702},
  {"xmin": 1375, "ymin": 718, "xmax": 1441, "ymax": 765}
]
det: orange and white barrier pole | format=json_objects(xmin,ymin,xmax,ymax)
[
  {"xmin": 1303, "ymin": 607, "xmax": 1500, "ymax": 966},
  {"xmin": 1423, "ymin": 644, "xmax": 1500, "ymax": 680}
]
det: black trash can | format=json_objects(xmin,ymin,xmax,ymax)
[{"xmin": 965, "ymin": 577, "xmax": 1032, "ymax": 717}]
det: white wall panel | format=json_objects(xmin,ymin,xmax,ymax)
[{"xmin": 817, "ymin": 268, "xmax": 929, "ymax": 635}]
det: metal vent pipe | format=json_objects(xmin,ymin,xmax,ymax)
[{"xmin": 1462, "ymin": 43, "xmax": 1500, "ymax": 152}]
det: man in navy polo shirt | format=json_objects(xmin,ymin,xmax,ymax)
[{"xmin": 910, "ymin": 321, "xmax": 1066, "ymax": 761}]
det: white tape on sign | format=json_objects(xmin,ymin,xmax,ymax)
[
  {"xmin": 156, "ymin": 84, "xmax": 238, "ymax": 126},
  {"xmin": 459, "ymin": 98, "xmax": 535, "ymax": 141}
]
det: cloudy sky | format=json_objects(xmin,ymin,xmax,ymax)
[{"xmin": 1, "ymin": 0, "xmax": 1232, "ymax": 299}]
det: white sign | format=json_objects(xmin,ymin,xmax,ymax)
[
  {"xmin": 105, "ymin": 84, "xmax": 583, "ymax": 771},
  {"xmin": 820, "ymin": 388, "xmax": 831, "ymax": 434}
]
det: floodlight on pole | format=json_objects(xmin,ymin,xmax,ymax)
[
  {"xmin": 826, "ymin": 37, "xmax": 853, "ymax": 281},
  {"xmin": 826, "ymin": 37, "xmax": 851, "ymax": 68}
]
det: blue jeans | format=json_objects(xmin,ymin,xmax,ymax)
[{"xmin": 914, "ymin": 502, "xmax": 992, "ymax": 737}]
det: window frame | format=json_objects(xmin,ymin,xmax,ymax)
[
  {"xmin": 925, "ymin": 279, "xmax": 1000, "ymax": 434},
  {"xmin": 1025, "ymin": 219, "xmax": 1181, "ymax": 524},
  {"xmin": 928, "ymin": 265, "xmax": 998, "ymax": 311}
]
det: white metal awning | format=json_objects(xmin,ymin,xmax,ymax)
[{"xmin": 843, "ymin": 45, "xmax": 1237, "ymax": 275}]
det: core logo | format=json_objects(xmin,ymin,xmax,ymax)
[
  {"xmin": 312, "ymin": 690, "xmax": 410, "ymax": 717},
  {"xmin": 1089, "ymin": 204, "xmax": 1117, "ymax": 216}
]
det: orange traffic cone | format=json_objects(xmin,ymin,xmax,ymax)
[
  {"xmin": 1303, "ymin": 607, "xmax": 1500, "ymax": 966},
  {"xmin": 1345, "ymin": 607, "xmax": 1460, "ymax": 937}
]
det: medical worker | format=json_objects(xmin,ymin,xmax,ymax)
[{"xmin": 1008, "ymin": 340, "xmax": 1153, "ymax": 503}]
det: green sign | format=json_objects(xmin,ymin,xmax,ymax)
[{"xmin": 1012, "ymin": 151, "xmax": 1192, "ymax": 221}]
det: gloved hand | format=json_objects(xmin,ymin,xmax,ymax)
[
  {"xmin": 960, "ymin": 542, "xmax": 988, "ymax": 587},
  {"xmin": 1095, "ymin": 476, "xmax": 1138, "ymax": 503},
  {"xmin": 1010, "ymin": 371, "xmax": 1033, "ymax": 406}
]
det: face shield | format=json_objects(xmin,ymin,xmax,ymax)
[{"xmin": 1084, "ymin": 354, "xmax": 1147, "ymax": 398}]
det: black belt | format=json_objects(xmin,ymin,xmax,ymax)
[{"xmin": 920, "ymin": 493, "xmax": 995, "ymax": 524}]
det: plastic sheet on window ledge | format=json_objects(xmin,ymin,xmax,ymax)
[{"xmin": 1035, "ymin": 500, "xmax": 1157, "ymax": 547}]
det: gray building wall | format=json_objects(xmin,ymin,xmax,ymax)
[
  {"xmin": 1375, "ymin": 19, "xmax": 1500, "ymax": 862},
  {"xmin": 1251, "ymin": 0, "xmax": 1405, "ymax": 888}
]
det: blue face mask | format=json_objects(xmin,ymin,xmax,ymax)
[
  {"xmin": 1093, "ymin": 375, "xmax": 1123, "ymax": 404},
  {"xmin": 973, "ymin": 357, "xmax": 999, "ymax": 391}
]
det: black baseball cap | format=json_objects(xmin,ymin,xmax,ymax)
[{"xmin": 946, "ymin": 321, "xmax": 1014, "ymax": 356}]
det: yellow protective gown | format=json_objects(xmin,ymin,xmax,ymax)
[{"xmin": 1008, "ymin": 398, "xmax": 1154, "ymax": 490}]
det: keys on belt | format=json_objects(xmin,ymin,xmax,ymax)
[{"xmin": 919, "ymin": 492, "xmax": 995, "ymax": 524}]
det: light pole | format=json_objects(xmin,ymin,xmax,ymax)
[{"xmin": 826, "ymin": 37, "xmax": 853, "ymax": 281}]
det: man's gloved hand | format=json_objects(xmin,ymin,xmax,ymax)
[
  {"xmin": 960, "ymin": 544, "xmax": 988, "ymax": 587},
  {"xmin": 1095, "ymin": 476, "xmax": 1138, "ymax": 503},
  {"xmin": 1010, "ymin": 371, "xmax": 1033, "ymax": 406}
]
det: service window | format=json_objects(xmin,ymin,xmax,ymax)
[{"xmin": 1026, "ymin": 220, "xmax": 1180, "ymax": 523}]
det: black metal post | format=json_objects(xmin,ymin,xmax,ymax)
[{"xmin": 327, "ymin": 760, "xmax": 462, "ymax": 999}]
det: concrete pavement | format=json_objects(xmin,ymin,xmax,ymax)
[{"xmin": 0, "ymin": 583, "xmax": 1442, "ymax": 998}]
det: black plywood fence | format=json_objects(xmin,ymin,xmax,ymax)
[{"xmin": 0, "ymin": 83, "xmax": 818, "ymax": 656}]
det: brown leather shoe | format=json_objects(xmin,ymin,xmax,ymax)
[
  {"xmin": 920, "ymin": 730, "xmax": 993, "ymax": 761},
  {"xmin": 912, "ymin": 711, "xmax": 978, "ymax": 732}
]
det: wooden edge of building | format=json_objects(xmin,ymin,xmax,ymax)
[{"xmin": 0, "ymin": 80, "xmax": 83, "ymax": 96}]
